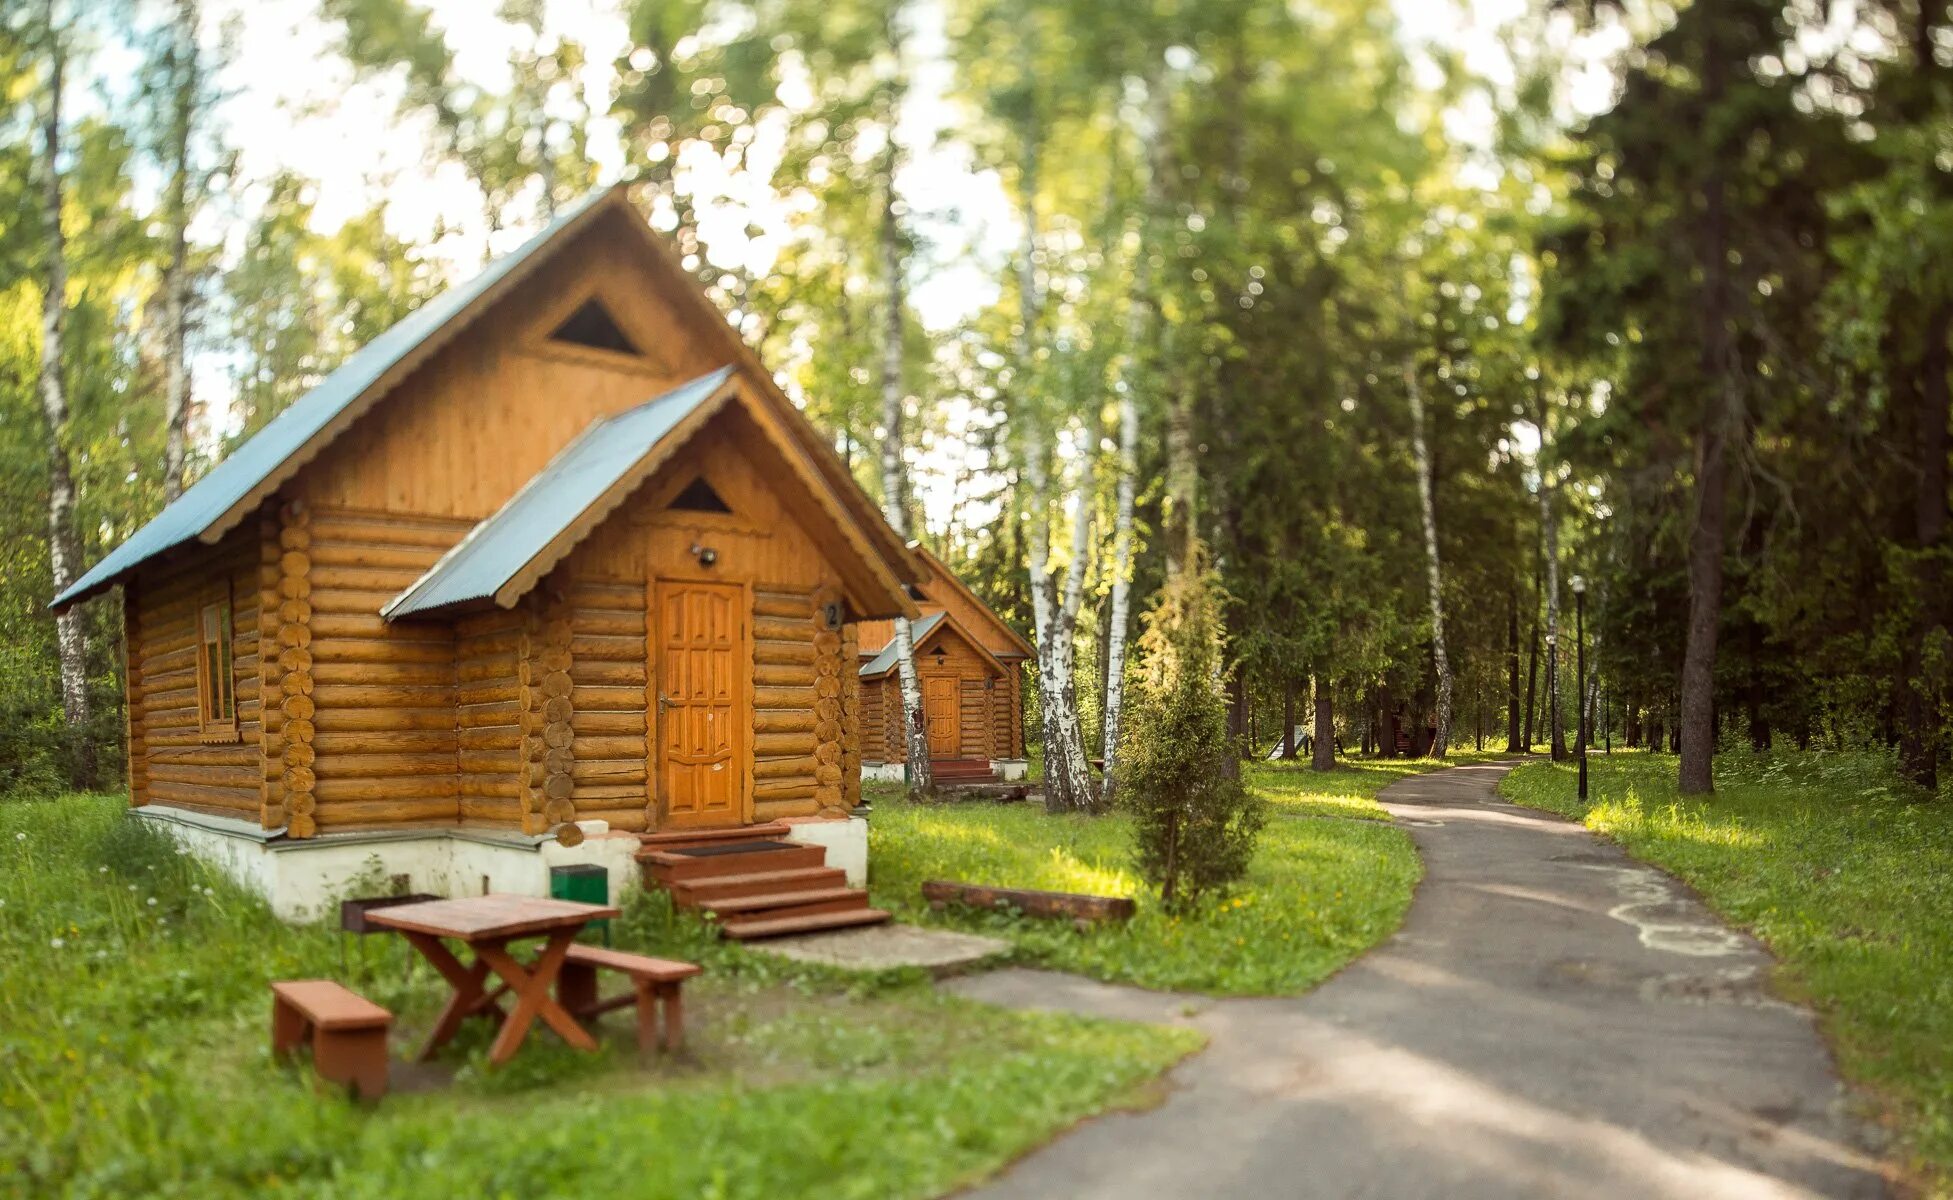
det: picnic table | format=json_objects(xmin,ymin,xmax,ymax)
[{"xmin": 366, "ymin": 894, "xmax": 620, "ymax": 1067}]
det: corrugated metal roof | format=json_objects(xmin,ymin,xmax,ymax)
[
  {"xmin": 52, "ymin": 187, "xmax": 619, "ymax": 610},
  {"xmin": 384, "ymin": 367, "xmax": 734, "ymax": 619},
  {"xmin": 858, "ymin": 611, "xmax": 946, "ymax": 677}
]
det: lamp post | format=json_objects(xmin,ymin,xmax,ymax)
[{"xmin": 1571, "ymin": 574, "xmax": 1588, "ymax": 802}]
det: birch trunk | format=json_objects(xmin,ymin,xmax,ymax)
[
  {"xmin": 1404, "ymin": 358, "xmax": 1452, "ymax": 757},
  {"xmin": 876, "ymin": 122, "xmax": 931, "ymax": 797},
  {"xmin": 1101, "ymin": 72, "xmax": 1171, "ymax": 801},
  {"xmin": 1540, "ymin": 471, "xmax": 1564, "ymax": 761},
  {"xmin": 1014, "ymin": 124, "xmax": 1096, "ymax": 813},
  {"xmin": 161, "ymin": 0, "xmax": 197, "ymax": 501},
  {"xmin": 39, "ymin": 27, "xmax": 89, "ymax": 750}
]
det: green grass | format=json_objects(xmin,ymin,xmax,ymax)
[
  {"xmin": 1498, "ymin": 751, "xmax": 1953, "ymax": 1196},
  {"xmin": 0, "ymin": 794, "xmax": 1201, "ymax": 1200},
  {"xmin": 868, "ymin": 754, "xmax": 1504, "ymax": 995}
]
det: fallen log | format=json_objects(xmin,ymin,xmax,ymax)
[{"xmin": 922, "ymin": 880, "xmax": 1136, "ymax": 925}]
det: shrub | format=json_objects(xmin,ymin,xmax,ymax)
[{"xmin": 1118, "ymin": 556, "xmax": 1265, "ymax": 911}]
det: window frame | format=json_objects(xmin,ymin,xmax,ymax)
[{"xmin": 195, "ymin": 584, "xmax": 239, "ymax": 743}]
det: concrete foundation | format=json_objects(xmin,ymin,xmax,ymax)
[
  {"xmin": 138, "ymin": 806, "xmax": 641, "ymax": 923},
  {"xmin": 136, "ymin": 804, "xmax": 873, "ymax": 921},
  {"xmin": 779, "ymin": 814, "xmax": 869, "ymax": 887}
]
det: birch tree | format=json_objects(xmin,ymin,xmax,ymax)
[
  {"xmin": 156, "ymin": 0, "xmax": 200, "ymax": 501},
  {"xmin": 874, "ymin": 81, "xmax": 933, "ymax": 798},
  {"xmin": 34, "ymin": 4, "xmax": 89, "ymax": 744},
  {"xmin": 1100, "ymin": 69, "xmax": 1171, "ymax": 804},
  {"xmin": 1405, "ymin": 356, "xmax": 1452, "ymax": 756}
]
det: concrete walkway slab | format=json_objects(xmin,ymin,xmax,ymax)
[
  {"xmin": 948, "ymin": 760, "xmax": 1890, "ymax": 1199},
  {"xmin": 749, "ymin": 922, "xmax": 1009, "ymax": 975}
]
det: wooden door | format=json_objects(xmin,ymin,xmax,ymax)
[
  {"xmin": 924, "ymin": 677, "xmax": 960, "ymax": 759},
  {"xmin": 653, "ymin": 580, "xmax": 750, "ymax": 828}
]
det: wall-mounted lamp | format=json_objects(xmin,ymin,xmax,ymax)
[{"xmin": 689, "ymin": 543, "xmax": 718, "ymax": 567}]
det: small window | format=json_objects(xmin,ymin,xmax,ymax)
[
  {"xmin": 197, "ymin": 590, "xmax": 236, "ymax": 740},
  {"xmin": 669, "ymin": 477, "xmax": 732, "ymax": 513},
  {"xmin": 549, "ymin": 299, "xmax": 639, "ymax": 356}
]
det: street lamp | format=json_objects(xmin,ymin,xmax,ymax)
[{"xmin": 1571, "ymin": 574, "xmax": 1588, "ymax": 802}]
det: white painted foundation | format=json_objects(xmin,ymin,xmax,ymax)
[
  {"xmin": 138, "ymin": 805, "xmax": 873, "ymax": 921},
  {"xmin": 994, "ymin": 758, "xmax": 1029, "ymax": 781},
  {"xmin": 861, "ymin": 760, "xmax": 906, "ymax": 783},
  {"xmin": 137, "ymin": 807, "xmax": 640, "ymax": 923},
  {"xmin": 779, "ymin": 814, "xmax": 869, "ymax": 887}
]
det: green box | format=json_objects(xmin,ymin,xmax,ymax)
[{"xmin": 550, "ymin": 864, "xmax": 611, "ymax": 944}]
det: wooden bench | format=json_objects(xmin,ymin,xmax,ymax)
[
  {"xmin": 555, "ymin": 945, "xmax": 702, "ymax": 1053},
  {"xmin": 922, "ymin": 880, "xmax": 1137, "ymax": 928},
  {"xmin": 271, "ymin": 980, "xmax": 392, "ymax": 1100}
]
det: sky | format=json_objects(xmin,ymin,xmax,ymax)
[{"xmin": 170, "ymin": 0, "xmax": 1628, "ymax": 528}]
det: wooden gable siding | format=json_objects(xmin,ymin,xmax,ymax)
[
  {"xmin": 855, "ymin": 571, "xmax": 1027, "ymax": 663},
  {"xmin": 286, "ymin": 215, "xmax": 729, "ymax": 525},
  {"xmin": 125, "ymin": 517, "xmax": 269, "ymax": 821},
  {"xmin": 295, "ymin": 506, "xmax": 474, "ymax": 832},
  {"xmin": 546, "ymin": 411, "xmax": 857, "ymax": 829}
]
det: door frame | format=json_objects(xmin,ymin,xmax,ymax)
[{"xmin": 647, "ymin": 576, "xmax": 754, "ymax": 830}]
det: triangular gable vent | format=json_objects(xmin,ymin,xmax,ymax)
[
  {"xmin": 551, "ymin": 299, "xmax": 640, "ymax": 355},
  {"xmin": 670, "ymin": 477, "xmax": 732, "ymax": 513}
]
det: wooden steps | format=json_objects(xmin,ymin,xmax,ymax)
[{"xmin": 638, "ymin": 826, "xmax": 890, "ymax": 940}]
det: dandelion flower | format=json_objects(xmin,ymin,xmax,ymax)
[
  {"xmin": 13, "ymin": 832, "xmax": 23, "ymax": 841},
  {"xmin": 50, "ymin": 937, "xmax": 64, "ymax": 949},
  {"xmin": 146, "ymin": 897, "xmax": 158, "ymax": 907}
]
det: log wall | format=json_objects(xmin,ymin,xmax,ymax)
[
  {"xmin": 455, "ymin": 606, "xmax": 524, "ymax": 828},
  {"xmin": 125, "ymin": 519, "xmax": 266, "ymax": 821},
  {"xmin": 300, "ymin": 506, "xmax": 473, "ymax": 832},
  {"xmin": 561, "ymin": 580, "xmax": 649, "ymax": 832}
]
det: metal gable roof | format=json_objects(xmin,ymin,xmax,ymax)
[
  {"xmin": 51, "ymin": 186, "xmax": 619, "ymax": 610},
  {"xmin": 383, "ymin": 367, "xmax": 735, "ymax": 619},
  {"xmin": 857, "ymin": 611, "xmax": 947, "ymax": 677}
]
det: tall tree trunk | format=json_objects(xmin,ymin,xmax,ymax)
[
  {"xmin": 1506, "ymin": 587, "xmax": 1523, "ymax": 751},
  {"xmin": 1678, "ymin": 46, "xmax": 1735, "ymax": 796},
  {"xmin": 1405, "ymin": 358, "xmax": 1452, "ymax": 757},
  {"xmin": 1312, "ymin": 674, "xmax": 1336, "ymax": 771},
  {"xmin": 1540, "ymin": 475, "xmax": 1564, "ymax": 761},
  {"xmin": 160, "ymin": 0, "xmax": 198, "ymax": 502},
  {"xmin": 1899, "ymin": 302, "xmax": 1949, "ymax": 790},
  {"xmin": 1100, "ymin": 72, "xmax": 1169, "ymax": 802},
  {"xmin": 1524, "ymin": 556, "xmax": 1540, "ymax": 748},
  {"xmin": 875, "ymin": 125, "xmax": 932, "ymax": 798},
  {"xmin": 1013, "ymin": 116, "xmax": 1095, "ymax": 814},
  {"xmin": 39, "ymin": 24, "xmax": 90, "ymax": 759}
]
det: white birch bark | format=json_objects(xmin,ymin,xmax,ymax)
[
  {"xmin": 1404, "ymin": 357, "xmax": 1452, "ymax": 756},
  {"xmin": 875, "ymin": 73, "xmax": 931, "ymax": 796},
  {"xmin": 39, "ymin": 17, "xmax": 89, "ymax": 739},
  {"xmin": 161, "ymin": 0, "xmax": 198, "ymax": 501},
  {"xmin": 1014, "ymin": 119, "xmax": 1095, "ymax": 812},
  {"xmin": 1540, "ymin": 466, "xmax": 1564, "ymax": 760}
]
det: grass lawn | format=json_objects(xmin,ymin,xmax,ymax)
[
  {"xmin": 1499, "ymin": 751, "xmax": 1953, "ymax": 1195},
  {"xmin": 0, "ymin": 794, "xmax": 1201, "ymax": 1200},
  {"xmin": 869, "ymin": 752, "xmax": 1515, "ymax": 995}
]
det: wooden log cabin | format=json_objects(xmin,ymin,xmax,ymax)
[
  {"xmin": 854, "ymin": 548, "xmax": 1031, "ymax": 785},
  {"xmin": 52, "ymin": 185, "xmax": 923, "ymax": 920}
]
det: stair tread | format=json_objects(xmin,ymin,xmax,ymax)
[
  {"xmin": 704, "ymin": 887, "xmax": 866, "ymax": 914},
  {"xmin": 639, "ymin": 822, "xmax": 792, "ymax": 847},
  {"xmin": 720, "ymin": 908, "xmax": 892, "ymax": 940},
  {"xmin": 677, "ymin": 866, "xmax": 842, "ymax": 890}
]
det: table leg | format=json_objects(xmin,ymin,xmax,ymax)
[
  {"xmin": 659, "ymin": 981, "xmax": 684, "ymax": 1052},
  {"xmin": 476, "ymin": 929, "xmax": 596, "ymax": 1066},
  {"xmin": 404, "ymin": 930, "xmax": 498, "ymax": 1061}
]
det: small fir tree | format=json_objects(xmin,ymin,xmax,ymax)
[{"xmin": 1119, "ymin": 554, "xmax": 1266, "ymax": 911}]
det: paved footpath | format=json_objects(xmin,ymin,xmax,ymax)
[{"xmin": 950, "ymin": 760, "xmax": 1890, "ymax": 1199}]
